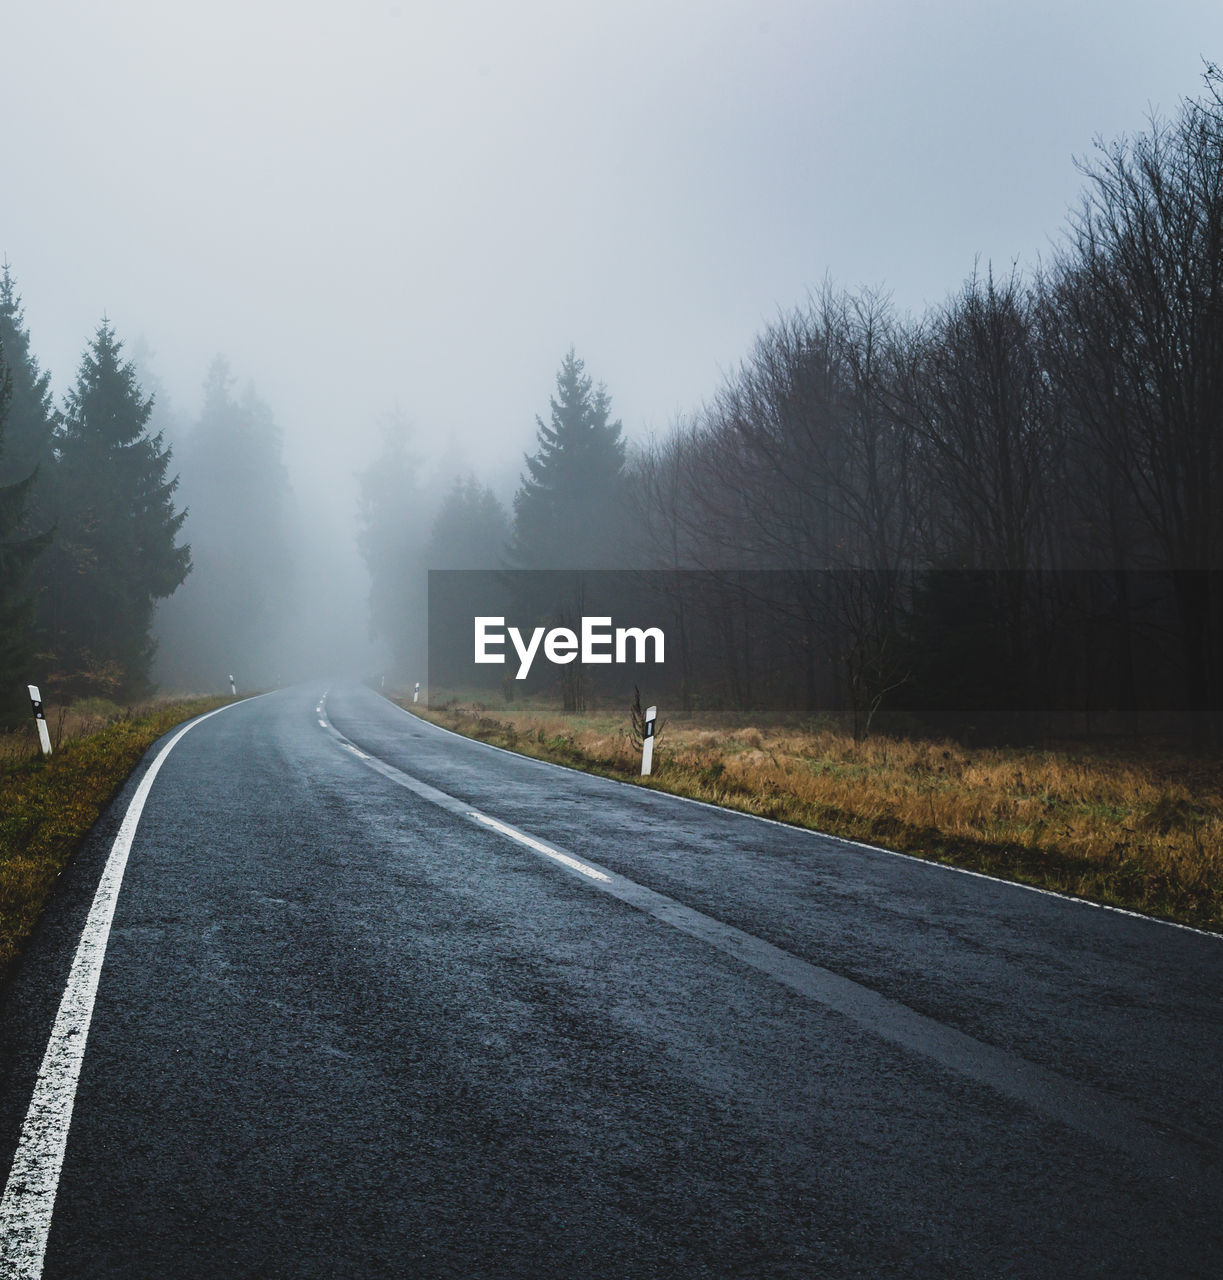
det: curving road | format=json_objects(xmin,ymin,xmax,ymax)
[{"xmin": 0, "ymin": 682, "xmax": 1220, "ymax": 1278}]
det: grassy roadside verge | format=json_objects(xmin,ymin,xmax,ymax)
[
  {"xmin": 0, "ymin": 697, "xmax": 233, "ymax": 982},
  {"xmin": 405, "ymin": 697, "xmax": 1223, "ymax": 934}
]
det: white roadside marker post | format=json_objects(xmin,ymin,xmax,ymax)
[
  {"xmin": 413, "ymin": 682, "xmax": 420, "ymax": 704},
  {"xmin": 641, "ymin": 704, "xmax": 657, "ymax": 775},
  {"xmin": 27, "ymin": 685, "xmax": 52, "ymax": 756},
  {"xmin": 229, "ymin": 673, "xmax": 236, "ymax": 696}
]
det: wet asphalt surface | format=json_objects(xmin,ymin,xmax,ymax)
[{"xmin": 1, "ymin": 682, "xmax": 1221, "ymax": 1278}]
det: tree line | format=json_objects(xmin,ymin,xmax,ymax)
[
  {"xmin": 626, "ymin": 70, "xmax": 1223, "ymax": 742},
  {"xmin": 0, "ymin": 270, "xmax": 188, "ymax": 711},
  {"xmin": 0, "ymin": 268, "xmax": 297, "ymax": 715},
  {"xmin": 358, "ymin": 348, "xmax": 623, "ymax": 679},
  {"xmin": 395, "ymin": 69, "xmax": 1223, "ymax": 743}
]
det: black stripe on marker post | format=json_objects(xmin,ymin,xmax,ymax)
[{"xmin": 641, "ymin": 704, "xmax": 657, "ymax": 775}]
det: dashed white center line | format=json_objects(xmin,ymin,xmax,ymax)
[
  {"xmin": 467, "ymin": 811, "xmax": 611, "ymax": 882},
  {"xmin": 317, "ymin": 701, "xmax": 1216, "ymax": 1187}
]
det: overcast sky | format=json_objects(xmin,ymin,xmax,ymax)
[{"xmin": 5, "ymin": 0, "xmax": 1223, "ymax": 509}]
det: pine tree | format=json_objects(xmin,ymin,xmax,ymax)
[
  {"xmin": 511, "ymin": 349, "xmax": 627, "ymax": 567},
  {"xmin": 42, "ymin": 321, "xmax": 190, "ymax": 697},
  {"xmin": 0, "ymin": 264, "xmax": 58, "ymax": 533},
  {"xmin": 0, "ymin": 339, "xmax": 50, "ymax": 713},
  {"xmin": 153, "ymin": 357, "xmax": 296, "ymax": 690},
  {"xmin": 424, "ymin": 475, "xmax": 510, "ymax": 570},
  {"xmin": 356, "ymin": 413, "xmax": 432, "ymax": 675}
]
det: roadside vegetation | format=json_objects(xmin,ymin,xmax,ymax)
[
  {"xmin": 407, "ymin": 696, "xmax": 1223, "ymax": 934},
  {"xmin": 0, "ymin": 696, "xmax": 231, "ymax": 981}
]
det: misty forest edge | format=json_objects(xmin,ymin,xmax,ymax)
[{"xmin": 4, "ymin": 72, "xmax": 1223, "ymax": 746}]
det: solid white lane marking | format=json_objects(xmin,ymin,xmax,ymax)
[
  {"xmin": 468, "ymin": 811, "xmax": 611, "ymax": 882},
  {"xmin": 0, "ymin": 701, "xmax": 242, "ymax": 1279}
]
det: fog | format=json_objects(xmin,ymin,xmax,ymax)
[{"xmin": 3, "ymin": 0, "xmax": 1222, "ymax": 688}]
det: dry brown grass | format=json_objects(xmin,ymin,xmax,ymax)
[
  {"xmin": 0, "ymin": 695, "xmax": 232, "ymax": 982},
  {"xmin": 0, "ymin": 696, "xmax": 156, "ymax": 766},
  {"xmin": 409, "ymin": 694, "xmax": 1223, "ymax": 932}
]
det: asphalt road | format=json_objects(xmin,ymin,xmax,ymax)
[{"xmin": 1, "ymin": 682, "xmax": 1220, "ymax": 1278}]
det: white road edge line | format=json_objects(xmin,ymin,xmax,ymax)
[
  {"xmin": 0, "ymin": 700, "xmax": 246, "ymax": 1279},
  {"xmin": 384, "ymin": 695, "xmax": 1221, "ymax": 941}
]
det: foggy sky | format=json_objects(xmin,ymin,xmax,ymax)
[{"xmin": 4, "ymin": 1, "xmax": 1223, "ymax": 586}]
